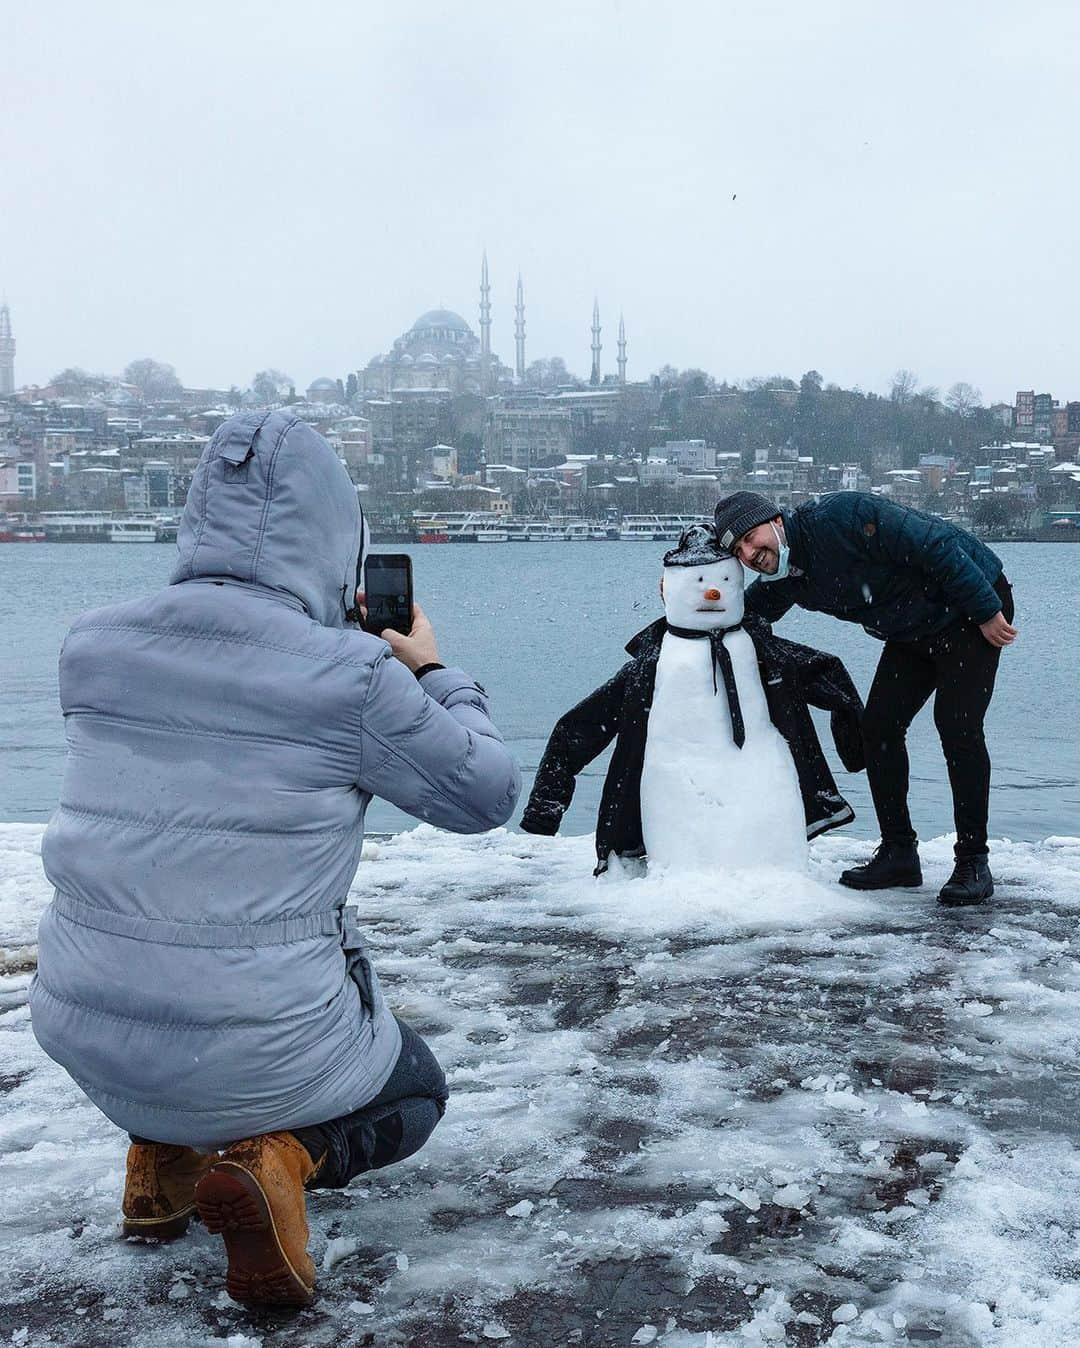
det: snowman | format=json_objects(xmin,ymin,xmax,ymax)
[
  {"xmin": 640, "ymin": 526, "xmax": 808, "ymax": 872},
  {"xmin": 520, "ymin": 523, "xmax": 863, "ymax": 875}
]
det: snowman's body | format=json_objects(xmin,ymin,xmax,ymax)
[{"xmin": 639, "ymin": 549, "xmax": 808, "ymax": 873}]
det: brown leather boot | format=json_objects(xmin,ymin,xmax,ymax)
[
  {"xmin": 195, "ymin": 1131, "xmax": 322, "ymax": 1307},
  {"xmin": 122, "ymin": 1143, "xmax": 217, "ymax": 1240}
]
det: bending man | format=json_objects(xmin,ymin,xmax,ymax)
[{"xmin": 714, "ymin": 489, "xmax": 1015, "ymax": 906}]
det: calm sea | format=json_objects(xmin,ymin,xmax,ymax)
[{"xmin": 1, "ymin": 541, "xmax": 1076, "ymax": 842}]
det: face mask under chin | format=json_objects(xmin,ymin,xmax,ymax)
[{"xmin": 758, "ymin": 523, "xmax": 791, "ymax": 582}]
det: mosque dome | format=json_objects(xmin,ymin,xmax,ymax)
[
  {"xmin": 307, "ymin": 377, "xmax": 338, "ymax": 391},
  {"xmin": 410, "ymin": 309, "xmax": 471, "ymax": 334},
  {"xmin": 365, "ymin": 286, "xmax": 487, "ymax": 389}
]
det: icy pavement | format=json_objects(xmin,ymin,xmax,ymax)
[{"xmin": 3, "ymin": 823, "xmax": 1080, "ymax": 1347}]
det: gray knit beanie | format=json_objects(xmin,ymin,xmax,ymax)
[{"xmin": 713, "ymin": 491, "xmax": 781, "ymax": 550}]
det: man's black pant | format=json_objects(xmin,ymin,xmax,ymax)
[{"xmin": 861, "ymin": 574, "xmax": 1013, "ymax": 859}]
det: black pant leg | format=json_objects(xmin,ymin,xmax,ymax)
[
  {"xmin": 861, "ymin": 640, "xmax": 938, "ymax": 844},
  {"xmin": 928, "ymin": 580, "xmax": 1012, "ymax": 858},
  {"xmin": 294, "ymin": 1018, "xmax": 449, "ymax": 1190}
]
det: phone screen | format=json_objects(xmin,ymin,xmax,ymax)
[{"xmin": 364, "ymin": 555, "xmax": 413, "ymax": 636}]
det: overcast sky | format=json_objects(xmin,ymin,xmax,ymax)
[{"xmin": 3, "ymin": 1, "xmax": 1078, "ymax": 402}]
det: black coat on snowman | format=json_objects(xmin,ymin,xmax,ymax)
[{"xmin": 520, "ymin": 524, "xmax": 866, "ymax": 874}]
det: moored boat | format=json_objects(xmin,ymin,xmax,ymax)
[
  {"xmin": 0, "ymin": 520, "xmax": 46, "ymax": 542},
  {"xmin": 109, "ymin": 519, "xmax": 159, "ymax": 543}
]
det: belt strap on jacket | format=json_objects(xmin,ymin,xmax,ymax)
[{"xmin": 51, "ymin": 891, "xmax": 344, "ymax": 948}]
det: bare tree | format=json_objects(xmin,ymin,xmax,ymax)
[
  {"xmin": 974, "ymin": 493, "xmax": 1023, "ymax": 531},
  {"xmin": 524, "ymin": 357, "xmax": 575, "ymax": 390},
  {"xmin": 890, "ymin": 369, "xmax": 919, "ymax": 404},
  {"xmin": 946, "ymin": 381, "xmax": 983, "ymax": 417},
  {"xmin": 251, "ymin": 369, "xmax": 294, "ymax": 405},
  {"xmin": 49, "ymin": 367, "xmax": 102, "ymax": 396},
  {"xmin": 124, "ymin": 358, "xmax": 183, "ymax": 401}
]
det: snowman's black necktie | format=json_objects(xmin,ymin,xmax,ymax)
[{"xmin": 665, "ymin": 622, "xmax": 746, "ymax": 749}]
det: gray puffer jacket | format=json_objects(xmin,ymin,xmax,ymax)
[{"xmin": 30, "ymin": 410, "xmax": 520, "ymax": 1148}]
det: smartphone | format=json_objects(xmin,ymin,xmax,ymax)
[{"xmin": 363, "ymin": 554, "xmax": 414, "ymax": 636}]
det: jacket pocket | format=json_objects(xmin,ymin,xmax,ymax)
[{"xmin": 341, "ymin": 906, "xmax": 386, "ymax": 1025}]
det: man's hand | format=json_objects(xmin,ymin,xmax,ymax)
[
  {"xmin": 979, "ymin": 611, "xmax": 1017, "ymax": 648},
  {"xmin": 355, "ymin": 590, "xmax": 441, "ymax": 672}
]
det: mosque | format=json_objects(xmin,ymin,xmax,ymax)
[
  {"xmin": 358, "ymin": 306, "xmax": 496, "ymax": 396},
  {"xmin": 356, "ymin": 255, "xmax": 626, "ymax": 396}
]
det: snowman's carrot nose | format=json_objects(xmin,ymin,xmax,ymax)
[{"xmin": 704, "ymin": 587, "xmax": 722, "ymax": 601}]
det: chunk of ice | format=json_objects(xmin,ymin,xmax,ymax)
[{"xmin": 772, "ymin": 1183, "xmax": 812, "ymax": 1209}]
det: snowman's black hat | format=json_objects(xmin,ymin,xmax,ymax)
[{"xmin": 663, "ymin": 522, "xmax": 733, "ymax": 567}]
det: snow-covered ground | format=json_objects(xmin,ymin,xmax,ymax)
[{"xmin": 2, "ymin": 822, "xmax": 1080, "ymax": 1347}]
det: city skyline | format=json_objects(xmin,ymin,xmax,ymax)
[
  {"xmin": 4, "ymin": 2, "xmax": 1079, "ymax": 400},
  {"xmin": 0, "ymin": 280, "xmax": 1069, "ymax": 409}
]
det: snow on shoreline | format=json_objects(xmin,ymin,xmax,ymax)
[{"xmin": 2, "ymin": 823, "xmax": 1080, "ymax": 1346}]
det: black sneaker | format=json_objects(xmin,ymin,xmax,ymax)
[
  {"xmin": 838, "ymin": 841, "xmax": 922, "ymax": 890},
  {"xmin": 937, "ymin": 857, "xmax": 994, "ymax": 907}
]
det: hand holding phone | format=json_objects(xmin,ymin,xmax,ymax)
[
  {"xmin": 357, "ymin": 554, "xmax": 441, "ymax": 672},
  {"xmin": 354, "ymin": 593, "xmax": 441, "ymax": 672}
]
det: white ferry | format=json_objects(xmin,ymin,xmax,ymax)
[
  {"xmin": 39, "ymin": 512, "xmax": 113, "ymax": 543},
  {"xmin": 109, "ymin": 519, "xmax": 159, "ymax": 543},
  {"xmin": 522, "ymin": 521, "xmax": 567, "ymax": 541},
  {"xmin": 618, "ymin": 514, "xmax": 698, "ymax": 542},
  {"xmin": 434, "ymin": 512, "xmax": 507, "ymax": 542},
  {"xmin": 476, "ymin": 529, "xmax": 509, "ymax": 543},
  {"xmin": 565, "ymin": 522, "xmax": 611, "ymax": 541}
]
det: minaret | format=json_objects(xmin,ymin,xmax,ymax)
[
  {"xmin": 617, "ymin": 313, "xmax": 627, "ymax": 386},
  {"xmin": 514, "ymin": 274, "xmax": 526, "ymax": 380},
  {"xmin": 0, "ymin": 301, "xmax": 14, "ymax": 397},
  {"xmin": 479, "ymin": 252, "xmax": 492, "ymax": 390},
  {"xmin": 590, "ymin": 298, "xmax": 602, "ymax": 386}
]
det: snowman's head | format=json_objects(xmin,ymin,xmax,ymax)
[{"xmin": 661, "ymin": 524, "xmax": 745, "ymax": 631}]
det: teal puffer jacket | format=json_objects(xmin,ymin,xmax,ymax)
[{"xmin": 745, "ymin": 491, "xmax": 1004, "ymax": 642}]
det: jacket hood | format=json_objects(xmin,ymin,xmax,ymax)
[{"xmin": 171, "ymin": 410, "xmax": 364, "ymax": 627}]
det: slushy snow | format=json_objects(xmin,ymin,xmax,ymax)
[{"xmin": 3, "ymin": 822, "xmax": 1080, "ymax": 1345}]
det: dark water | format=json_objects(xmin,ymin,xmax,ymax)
[{"xmin": 1, "ymin": 541, "xmax": 1076, "ymax": 841}]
